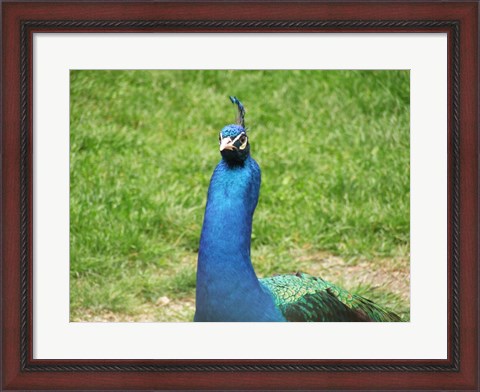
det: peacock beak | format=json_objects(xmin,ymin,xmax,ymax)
[{"xmin": 219, "ymin": 137, "xmax": 237, "ymax": 152}]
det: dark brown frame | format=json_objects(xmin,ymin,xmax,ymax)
[{"xmin": 1, "ymin": 1, "xmax": 478, "ymax": 390}]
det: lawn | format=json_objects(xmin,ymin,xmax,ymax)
[{"xmin": 70, "ymin": 70, "xmax": 410, "ymax": 322}]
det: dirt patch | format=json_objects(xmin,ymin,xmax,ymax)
[{"xmin": 73, "ymin": 297, "xmax": 195, "ymax": 322}]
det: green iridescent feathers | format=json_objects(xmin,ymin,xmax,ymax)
[{"xmin": 260, "ymin": 273, "xmax": 402, "ymax": 322}]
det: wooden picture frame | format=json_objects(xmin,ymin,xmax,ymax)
[{"xmin": 1, "ymin": 1, "xmax": 478, "ymax": 390}]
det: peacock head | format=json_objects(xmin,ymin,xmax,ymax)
[{"xmin": 219, "ymin": 97, "xmax": 250, "ymax": 164}]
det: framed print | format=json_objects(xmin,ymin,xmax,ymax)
[{"xmin": 1, "ymin": 1, "xmax": 478, "ymax": 390}]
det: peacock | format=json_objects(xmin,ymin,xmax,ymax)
[{"xmin": 194, "ymin": 97, "xmax": 402, "ymax": 322}]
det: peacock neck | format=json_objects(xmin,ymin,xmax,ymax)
[{"xmin": 195, "ymin": 156, "xmax": 284, "ymax": 321}]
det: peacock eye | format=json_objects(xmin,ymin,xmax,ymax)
[
  {"xmin": 239, "ymin": 134, "xmax": 247, "ymax": 143},
  {"xmin": 219, "ymin": 133, "xmax": 222, "ymax": 143}
]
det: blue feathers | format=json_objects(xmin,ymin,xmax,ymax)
[
  {"xmin": 194, "ymin": 96, "xmax": 283, "ymax": 322},
  {"xmin": 220, "ymin": 124, "xmax": 245, "ymax": 139},
  {"xmin": 194, "ymin": 157, "xmax": 284, "ymax": 322}
]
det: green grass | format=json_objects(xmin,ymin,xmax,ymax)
[{"xmin": 70, "ymin": 70, "xmax": 410, "ymax": 321}]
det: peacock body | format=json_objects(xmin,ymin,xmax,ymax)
[{"xmin": 194, "ymin": 97, "xmax": 401, "ymax": 322}]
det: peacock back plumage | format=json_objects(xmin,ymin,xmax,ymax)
[{"xmin": 260, "ymin": 273, "xmax": 401, "ymax": 322}]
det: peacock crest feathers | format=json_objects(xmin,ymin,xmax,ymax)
[
  {"xmin": 229, "ymin": 95, "xmax": 246, "ymax": 128},
  {"xmin": 221, "ymin": 97, "xmax": 247, "ymax": 138}
]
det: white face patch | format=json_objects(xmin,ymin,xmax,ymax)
[
  {"xmin": 219, "ymin": 137, "xmax": 235, "ymax": 151},
  {"xmin": 239, "ymin": 135, "xmax": 248, "ymax": 150},
  {"xmin": 230, "ymin": 132, "xmax": 248, "ymax": 150}
]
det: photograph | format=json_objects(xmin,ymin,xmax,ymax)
[
  {"xmin": 69, "ymin": 70, "xmax": 410, "ymax": 322},
  {"xmin": 3, "ymin": 0, "xmax": 478, "ymax": 389}
]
